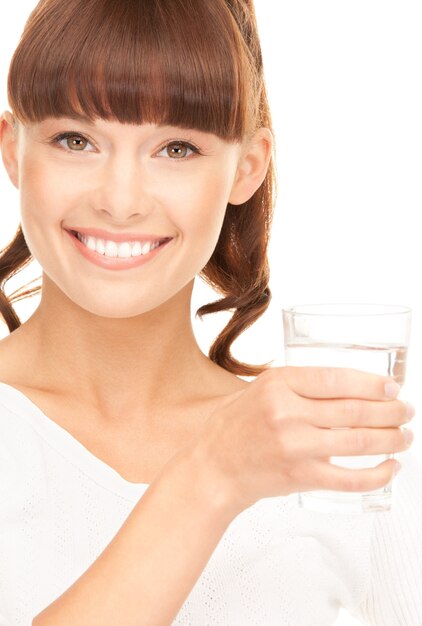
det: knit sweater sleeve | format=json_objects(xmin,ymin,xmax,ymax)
[{"xmin": 348, "ymin": 449, "xmax": 422, "ymax": 625}]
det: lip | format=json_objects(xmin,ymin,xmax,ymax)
[
  {"xmin": 64, "ymin": 227, "xmax": 172, "ymax": 243},
  {"xmin": 64, "ymin": 228, "xmax": 173, "ymax": 271}
]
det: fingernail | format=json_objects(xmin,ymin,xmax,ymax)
[
  {"xmin": 405, "ymin": 402, "xmax": 416, "ymax": 420},
  {"xmin": 394, "ymin": 461, "xmax": 402, "ymax": 476},
  {"xmin": 403, "ymin": 428, "xmax": 414, "ymax": 446},
  {"xmin": 384, "ymin": 381, "xmax": 400, "ymax": 399}
]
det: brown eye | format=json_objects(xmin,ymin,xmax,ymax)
[
  {"xmin": 65, "ymin": 135, "xmax": 87, "ymax": 151},
  {"xmin": 167, "ymin": 142, "xmax": 191, "ymax": 158},
  {"xmin": 53, "ymin": 132, "xmax": 95, "ymax": 153},
  {"xmin": 160, "ymin": 141, "xmax": 199, "ymax": 160}
]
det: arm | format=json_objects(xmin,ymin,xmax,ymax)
[{"xmin": 32, "ymin": 446, "xmax": 240, "ymax": 626}]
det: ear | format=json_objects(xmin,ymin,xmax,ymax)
[
  {"xmin": 228, "ymin": 127, "xmax": 273, "ymax": 206},
  {"xmin": 0, "ymin": 110, "xmax": 20, "ymax": 189}
]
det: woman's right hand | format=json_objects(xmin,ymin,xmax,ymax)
[{"xmin": 191, "ymin": 366, "xmax": 414, "ymax": 514}]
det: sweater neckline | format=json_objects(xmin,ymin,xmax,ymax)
[{"xmin": 0, "ymin": 381, "xmax": 149, "ymax": 501}]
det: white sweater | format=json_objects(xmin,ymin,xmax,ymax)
[{"xmin": 0, "ymin": 381, "xmax": 421, "ymax": 626}]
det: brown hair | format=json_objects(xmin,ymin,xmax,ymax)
[{"xmin": 1, "ymin": 0, "xmax": 277, "ymax": 377}]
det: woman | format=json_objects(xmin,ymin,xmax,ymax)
[{"xmin": 0, "ymin": 1, "xmax": 420, "ymax": 624}]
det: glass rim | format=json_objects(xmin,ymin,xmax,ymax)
[{"xmin": 282, "ymin": 303, "xmax": 412, "ymax": 317}]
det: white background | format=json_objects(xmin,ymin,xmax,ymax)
[{"xmin": 1, "ymin": 3, "xmax": 421, "ymax": 625}]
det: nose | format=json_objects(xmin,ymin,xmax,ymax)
[{"xmin": 92, "ymin": 151, "xmax": 155, "ymax": 221}]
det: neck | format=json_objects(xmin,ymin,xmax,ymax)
[{"xmin": 8, "ymin": 274, "xmax": 223, "ymax": 423}]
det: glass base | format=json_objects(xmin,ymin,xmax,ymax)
[{"xmin": 298, "ymin": 483, "xmax": 394, "ymax": 514}]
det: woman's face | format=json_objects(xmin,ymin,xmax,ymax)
[{"xmin": 5, "ymin": 116, "xmax": 255, "ymax": 318}]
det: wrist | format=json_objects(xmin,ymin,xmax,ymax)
[{"xmin": 179, "ymin": 440, "xmax": 247, "ymax": 522}]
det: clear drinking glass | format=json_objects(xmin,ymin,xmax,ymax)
[{"xmin": 282, "ymin": 303, "xmax": 412, "ymax": 514}]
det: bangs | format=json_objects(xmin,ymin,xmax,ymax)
[{"xmin": 7, "ymin": 0, "xmax": 259, "ymax": 141}]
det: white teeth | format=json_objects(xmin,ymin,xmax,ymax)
[
  {"xmin": 131, "ymin": 241, "xmax": 142, "ymax": 257},
  {"xmin": 141, "ymin": 242, "xmax": 152, "ymax": 255},
  {"xmin": 96, "ymin": 238, "xmax": 106, "ymax": 255},
  {"xmin": 77, "ymin": 233, "xmax": 161, "ymax": 258},
  {"xmin": 104, "ymin": 240, "xmax": 119, "ymax": 257}
]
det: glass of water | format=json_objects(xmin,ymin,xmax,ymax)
[{"xmin": 282, "ymin": 303, "xmax": 412, "ymax": 514}]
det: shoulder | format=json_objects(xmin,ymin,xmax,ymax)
[
  {"xmin": 0, "ymin": 332, "xmax": 26, "ymax": 384},
  {"xmin": 202, "ymin": 359, "xmax": 252, "ymax": 396},
  {"xmin": 0, "ymin": 381, "xmax": 48, "ymax": 514}
]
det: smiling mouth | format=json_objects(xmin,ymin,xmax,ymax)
[
  {"xmin": 65, "ymin": 227, "xmax": 173, "ymax": 269},
  {"xmin": 68, "ymin": 229, "xmax": 170, "ymax": 255},
  {"xmin": 67, "ymin": 228, "xmax": 172, "ymax": 244}
]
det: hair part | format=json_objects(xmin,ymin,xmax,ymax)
[{"xmin": 1, "ymin": 0, "xmax": 278, "ymax": 377}]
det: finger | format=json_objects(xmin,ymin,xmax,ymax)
[
  {"xmin": 297, "ymin": 396, "xmax": 411, "ymax": 428},
  {"xmin": 307, "ymin": 457, "xmax": 398, "ymax": 492},
  {"xmin": 278, "ymin": 366, "xmax": 399, "ymax": 401},
  {"xmin": 317, "ymin": 425, "xmax": 412, "ymax": 457}
]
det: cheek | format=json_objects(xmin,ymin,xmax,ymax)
[
  {"xmin": 19, "ymin": 157, "xmax": 76, "ymax": 221},
  {"xmin": 18, "ymin": 158, "xmax": 81, "ymax": 267},
  {"xmin": 168, "ymin": 173, "xmax": 230, "ymax": 267}
]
